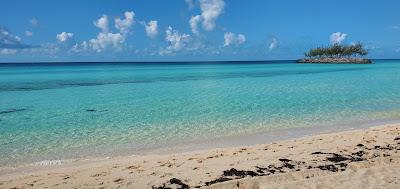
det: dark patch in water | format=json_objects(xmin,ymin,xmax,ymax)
[
  {"xmin": 0, "ymin": 108, "xmax": 27, "ymax": 115},
  {"xmin": 86, "ymin": 109, "xmax": 107, "ymax": 112},
  {"xmin": 0, "ymin": 67, "xmax": 369, "ymax": 92}
]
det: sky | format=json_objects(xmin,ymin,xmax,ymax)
[{"xmin": 0, "ymin": 0, "xmax": 400, "ymax": 62}]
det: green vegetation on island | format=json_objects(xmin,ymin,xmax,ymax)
[{"xmin": 297, "ymin": 43, "xmax": 371, "ymax": 64}]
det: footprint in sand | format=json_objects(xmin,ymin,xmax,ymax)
[
  {"xmin": 160, "ymin": 173, "xmax": 173, "ymax": 178},
  {"xmin": 159, "ymin": 161, "xmax": 174, "ymax": 167},
  {"xmin": 91, "ymin": 172, "xmax": 109, "ymax": 177},
  {"xmin": 113, "ymin": 178, "xmax": 124, "ymax": 183},
  {"xmin": 126, "ymin": 165, "xmax": 140, "ymax": 170}
]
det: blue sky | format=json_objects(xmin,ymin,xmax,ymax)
[{"xmin": 0, "ymin": 0, "xmax": 399, "ymax": 62}]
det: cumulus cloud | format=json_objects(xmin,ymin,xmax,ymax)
[
  {"xmin": 189, "ymin": 15, "xmax": 202, "ymax": 35},
  {"xmin": 145, "ymin": 20, "xmax": 158, "ymax": 38},
  {"xmin": 189, "ymin": 0, "xmax": 225, "ymax": 34},
  {"xmin": 200, "ymin": 0, "xmax": 225, "ymax": 31},
  {"xmin": 94, "ymin": 15, "xmax": 109, "ymax": 32},
  {"xmin": 330, "ymin": 32, "xmax": 347, "ymax": 44},
  {"xmin": 89, "ymin": 32, "xmax": 125, "ymax": 52},
  {"xmin": 56, "ymin": 32, "xmax": 74, "ymax": 42},
  {"xmin": 25, "ymin": 31, "xmax": 33, "ymax": 37},
  {"xmin": 269, "ymin": 37, "xmax": 278, "ymax": 50},
  {"xmin": 115, "ymin": 11, "xmax": 135, "ymax": 34},
  {"xmin": 74, "ymin": 13, "xmax": 134, "ymax": 53},
  {"xmin": 224, "ymin": 32, "xmax": 245, "ymax": 47},
  {"xmin": 161, "ymin": 26, "xmax": 190, "ymax": 54}
]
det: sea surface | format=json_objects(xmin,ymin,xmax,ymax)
[{"xmin": 1, "ymin": 60, "xmax": 400, "ymax": 166}]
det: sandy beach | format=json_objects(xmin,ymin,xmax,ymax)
[
  {"xmin": 2, "ymin": 0, "xmax": 400, "ymax": 188},
  {"xmin": 0, "ymin": 124, "xmax": 399, "ymax": 189}
]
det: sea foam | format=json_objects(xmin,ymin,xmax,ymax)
[{"xmin": 33, "ymin": 160, "xmax": 64, "ymax": 166}]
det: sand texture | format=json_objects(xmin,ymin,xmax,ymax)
[{"xmin": 0, "ymin": 124, "xmax": 399, "ymax": 189}]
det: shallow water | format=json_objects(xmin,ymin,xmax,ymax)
[{"xmin": 1, "ymin": 60, "xmax": 400, "ymax": 166}]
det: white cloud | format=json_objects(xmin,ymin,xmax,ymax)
[
  {"xmin": 189, "ymin": 15, "xmax": 202, "ymax": 35},
  {"xmin": 74, "ymin": 13, "xmax": 133, "ymax": 53},
  {"xmin": 200, "ymin": 0, "xmax": 225, "ymax": 31},
  {"xmin": 89, "ymin": 32, "xmax": 125, "ymax": 52},
  {"xmin": 0, "ymin": 29, "xmax": 21, "ymax": 44},
  {"xmin": 0, "ymin": 28, "xmax": 30, "ymax": 49},
  {"xmin": 25, "ymin": 31, "xmax": 33, "ymax": 37},
  {"xmin": 30, "ymin": 18, "xmax": 39, "ymax": 27},
  {"xmin": 224, "ymin": 32, "xmax": 245, "ymax": 47},
  {"xmin": 115, "ymin": 11, "xmax": 135, "ymax": 34},
  {"xmin": 145, "ymin": 20, "xmax": 158, "ymax": 38},
  {"xmin": 94, "ymin": 15, "xmax": 109, "ymax": 32},
  {"xmin": 161, "ymin": 26, "xmax": 190, "ymax": 54},
  {"xmin": 0, "ymin": 48, "xmax": 17, "ymax": 55},
  {"xmin": 189, "ymin": 0, "xmax": 224, "ymax": 34},
  {"xmin": 185, "ymin": 0, "xmax": 195, "ymax": 9},
  {"xmin": 71, "ymin": 41, "xmax": 89, "ymax": 53},
  {"xmin": 329, "ymin": 32, "xmax": 347, "ymax": 44},
  {"xmin": 56, "ymin": 32, "xmax": 74, "ymax": 42},
  {"xmin": 269, "ymin": 37, "xmax": 278, "ymax": 50}
]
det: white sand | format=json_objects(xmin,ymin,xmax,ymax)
[{"xmin": 0, "ymin": 124, "xmax": 399, "ymax": 189}]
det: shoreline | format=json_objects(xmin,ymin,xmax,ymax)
[
  {"xmin": 1, "ymin": 118, "xmax": 400, "ymax": 170},
  {"xmin": 1, "ymin": 123, "xmax": 399, "ymax": 188},
  {"xmin": 296, "ymin": 57, "xmax": 372, "ymax": 64},
  {"xmin": 1, "ymin": 118, "xmax": 399, "ymax": 170}
]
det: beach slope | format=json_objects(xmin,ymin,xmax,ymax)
[{"xmin": 0, "ymin": 124, "xmax": 399, "ymax": 189}]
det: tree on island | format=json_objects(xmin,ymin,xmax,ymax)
[{"xmin": 304, "ymin": 42, "xmax": 368, "ymax": 58}]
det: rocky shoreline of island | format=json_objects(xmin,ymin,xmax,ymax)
[{"xmin": 296, "ymin": 57, "xmax": 372, "ymax": 64}]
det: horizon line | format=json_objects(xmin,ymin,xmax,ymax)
[{"xmin": 0, "ymin": 58, "xmax": 398, "ymax": 64}]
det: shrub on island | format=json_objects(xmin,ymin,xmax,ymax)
[{"xmin": 297, "ymin": 43, "xmax": 371, "ymax": 64}]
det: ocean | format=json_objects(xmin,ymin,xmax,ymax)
[{"xmin": 1, "ymin": 60, "xmax": 400, "ymax": 166}]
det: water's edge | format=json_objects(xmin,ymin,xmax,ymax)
[{"xmin": 1, "ymin": 118, "xmax": 399, "ymax": 175}]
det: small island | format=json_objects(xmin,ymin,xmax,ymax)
[{"xmin": 296, "ymin": 43, "xmax": 372, "ymax": 64}]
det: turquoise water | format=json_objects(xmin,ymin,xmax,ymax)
[{"xmin": 1, "ymin": 60, "xmax": 400, "ymax": 166}]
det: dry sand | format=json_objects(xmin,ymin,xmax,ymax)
[{"xmin": 0, "ymin": 124, "xmax": 399, "ymax": 189}]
